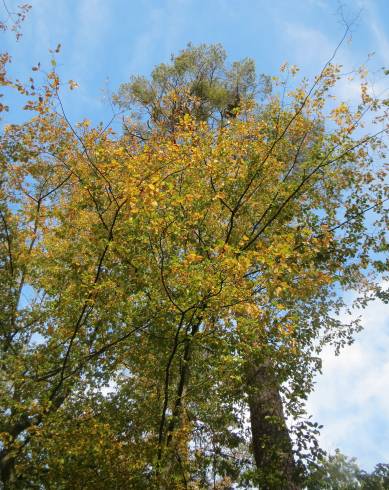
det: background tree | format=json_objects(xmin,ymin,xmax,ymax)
[
  {"xmin": 114, "ymin": 43, "xmax": 271, "ymax": 135},
  {"xmin": 307, "ymin": 450, "xmax": 389, "ymax": 489}
]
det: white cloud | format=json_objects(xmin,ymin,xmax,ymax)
[
  {"xmin": 307, "ymin": 286, "xmax": 389, "ymax": 469},
  {"xmin": 282, "ymin": 22, "xmax": 335, "ymax": 68},
  {"xmin": 101, "ymin": 379, "xmax": 117, "ymax": 397},
  {"xmin": 357, "ymin": 0, "xmax": 389, "ymax": 67},
  {"xmin": 280, "ymin": 22, "xmax": 363, "ymax": 106}
]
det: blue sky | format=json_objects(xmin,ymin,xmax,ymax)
[{"xmin": 2, "ymin": 0, "xmax": 389, "ymax": 471}]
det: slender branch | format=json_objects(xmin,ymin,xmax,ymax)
[
  {"xmin": 0, "ymin": 208, "xmax": 14, "ymax": 276},
  {"xmin": 55, "ymin": 90, "xmax": 118, "ymax": 206},
  {"xmin": 223, "ymin": 26, "xmax": 351, "ymax": 244},
  {"xmin": 49, "ymin": 198, "xmax": 127, "ymax": 400},
  {"xmin": 242, "ymin": 127, "xmax": 388, "ymax": 251},
  {"xmin": 157, "ymin": 312, "xmax": 186, "ymax": 460}
]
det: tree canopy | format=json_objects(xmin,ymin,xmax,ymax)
[{"xmin": 0, "ymin": 20, "xmax": 388, "ymax": 489}]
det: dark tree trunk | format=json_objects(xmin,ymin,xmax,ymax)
[
  {"xmin": 0, "ymin": 449, "xmax": 17, "ymax": 489},
  {"xmin": 246, "ymin": 360, "xmax": 300, "ymax": 489},
  {"xmin": 0, "ymin": 417, "xmax": 30, "ymax": 489}
]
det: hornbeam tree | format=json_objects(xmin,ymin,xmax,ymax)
[
  {"xmin": 113, "ymin": 43, "xmax": 388, "ymax": 488},
  {"xmin": 0, "ymin": 34, "xmax": 388, "ymax": 490}
]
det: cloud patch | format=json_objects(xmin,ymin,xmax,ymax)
[{"xmin": 307, "ymin": 288, "xmax": 389, "ymax": 470}]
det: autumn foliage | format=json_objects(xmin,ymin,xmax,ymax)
[{"xmin": 0, "ymin": 20, "xmax": 388, "ymax": 489}]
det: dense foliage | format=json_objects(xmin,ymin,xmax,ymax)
[{"xmin": 0, "ymin": 11, "xmax": 388, "ymax": 489}]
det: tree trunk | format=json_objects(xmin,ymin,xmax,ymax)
[
  {"xmin": 0, "ymin": 450, "xmax": 16, "ymax": 489},
  {"xmin": 157, "ymin": 322, "xmax": 200, "ymax": 488},
  {"xmin": 246, "ymin": 359, "xmax": 300, "ymax": 489}
]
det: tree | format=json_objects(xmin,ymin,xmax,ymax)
[
  {"xmin": 114, "ymin": 43, "xmax": 270, "ymax": 134},
  {"xmin": 0, "ymin": 34, "xmax": 388, "ymax": 489},
  {"xmin": 113, "ymin": 43, "xmax": 388, "ymax": 487},
  {"xmin": 307, "ymin": 450, "xmax": 389, "ymax": 489}
]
